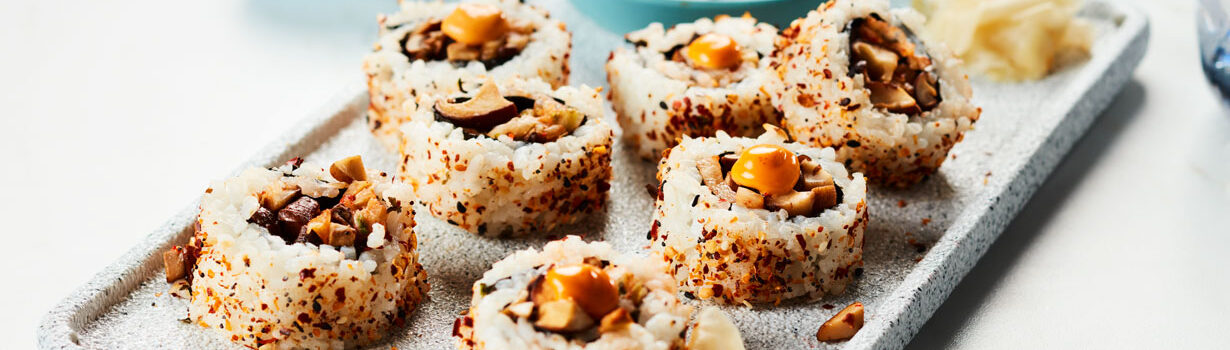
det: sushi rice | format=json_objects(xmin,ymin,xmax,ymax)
[
  {"xmin": 650, "ymin": 128, "xmax": 869, "ymax": 304},
  {"xmin": 188, "ymin": 160, "xmax": 429, "ymax": 349},
  {"xmin": 398, "ymin": 78, "xmax": 613, "ymax": 236},
  {"xmin": 454, "ymin": 236, "xmax": 693, "ymax": 350},
  {"xmin": 364, "ymin": 0, "xmax": 572, "ymax": 149},
  {"xmin": 607, "ymin": 15, "xmax": 781, "ymax": 160}
]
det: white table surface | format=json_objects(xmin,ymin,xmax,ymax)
[{"xmin": 1, "ymin": 0, "xmax": 1226, "ymax": 349}]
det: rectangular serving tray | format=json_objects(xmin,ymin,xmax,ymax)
[{"xmin": 39, "ymin": 1, "xmax": 1148, "ymax": 349}]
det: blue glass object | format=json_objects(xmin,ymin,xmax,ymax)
[{"xmin": 1199, "ymin": 0, "xmax": 1230, "ymax": 96}]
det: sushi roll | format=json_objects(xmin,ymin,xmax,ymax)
[
  {"xmin": 162, "ymin": 156, "xmax": 429, "ymax": 349},
  {"xmin": 398, "ymin": 78, "xmax": 613, "ymax": 236},
  {"xmin": 364, "ymin": 0, "xmax": 572, "ymax": 148},
  {"xmin": 650, "ymin": 126, "xmax": 869, "ymax": 304},
  {"xmin": 768, "ymin": 0, "xmax": 980, "ymax": 188},
  {"xmin": 454, "ymin": 236, "xmax": 736, "ymax": 350},
  {"xmin": 607, "ymin": 15, "xmax": 781, "ymax": 160}
]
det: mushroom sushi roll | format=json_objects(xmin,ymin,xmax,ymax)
[
  {"xmin": 769, "ymin": 0, "xmax": 980, "ymax": 188},
  {"xmin": 649, "ymin": 126, "xmax": 869, "ymax": 304},
  {"xmin": 364, "ymin": 0, "xmax": 572, "ymax": 148},
  {"xmin": 162, "ymin": 156, "xmax": 429, "ymax": 349},
  {"xmin": 399, "ymin": 78, "xmax": 613, "ymax": 236},
  {"xmin": 607, "ymin": 15, "xmax": 781, "ymax": 160},
  {"xmin": 454, "ymin": 236, "xmax": 741, "ymax": 350}
]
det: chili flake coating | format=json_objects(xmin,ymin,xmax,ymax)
[
  {"xmin": 399, "ymin": 78, "xmax": 613, "ymax": 236},
  {"xmin": 364, "ymin": 0, "xmax": 572, "ymax": 149},
  {"xmin": 187, "ymin": 161, "xmax": 429, "ymax": 349},
  {"xmin": 651, "ymin": 129, "xmax": 868, "ymax": 304},
  {"xmin": 607, "ymin": 15, "xmax": 781, "ymax": 161},
  {"xmin": 768, "ymin": 0, "xmax": 980, "ymax": 188}
]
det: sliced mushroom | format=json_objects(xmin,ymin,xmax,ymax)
[
  {"xmin": 259, "ymin": 182, "xmax": 300, "ymax": 211},
  {"xmin": 767, "ymin": 190, "xmax": 816, "ymax": 217},
  {"xmin": 813, "ymin": 185, "xmax": 839, "ymax": 211},
  {"xmin": 696, "ymin": 156, "xmax": 736, "ymax": 202},
  {"xmin": 797, "ymin": 161, "xmax": 835, "ymax": 190},
  {"xmin": 598, "ymin": 308, "xmax": 633, "ymax": 333},
  {"xmin": 162, "ymin": 246, "xmax": 192, "ymax": 282},
  {"xmin": 851, "ymin": 41, "xmax": 898, "ymax": 82},
  {"xmin": 735, "ymin": 186, "xmax": 764, "ymax": 209},
  {"xmin": 533, "ymin": 299, "xmax": 595, "ymax": 333},
  {"xmin": 504, "ymin": 301, "xmax": 535, "ymax": 319},
  {"xmin": 915, "ymin": 71, "xmax": 940, "ymax": 110},
  {"xmin": 446, "ymin": 41, "xmax": 481, "ymax": 61},
  {"xmin": 327, "ymin": 223, "xmax": 356, "ymax": 247},
  {"xmin": 718, "ymin": 152, "xmax": 739, "ymax": 173},
  {"xmin": 866, "ymin": 81, "xmax": 918, "ymax": 113},
  {"xmin": 434, "ymin": 79, "xmax": 518, "ymax": 130},
  {"xmin": 329, "ymin": 155, "xmax": 367, "ymax": 183},
  {"xmin": 486, "ymin": 113, "xmax": 538, "ymax": 139},
  {"xmin": 526, "ymin": 124, "xmax": 567, "ymax": 143},
  {"xmin": 817, "ymin": 302, "xmax": 865, "ymax": 342}
]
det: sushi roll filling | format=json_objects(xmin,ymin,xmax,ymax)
[
  {"xmin": 846, "ymin": 15, "xmax": 942, "ymax": 115},
  {"xmin": 433, "ymin": 80, "xmax": 587, "ymax": 143},
  {"xmin": 628, "ymin": 30, "xmax": 762, "ymax": 88},
  {"xmin": 245, "ymin": 156, "xmax": 397, "ymax": 252},
  {"xmin": 399, "ymin": 4, "xmax": 534, "ymax": 68},
  {"xmin": 478, "ymin": 260, "xmax": 644, "ymax": 340},
  {"xmin": 696, "ymin": 144, "xmax": 842, "ymax": 217}
]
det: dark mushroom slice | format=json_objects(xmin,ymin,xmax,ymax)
[
  {"xmin": 914, "ymin": 71, "xmax": 940, "ymax": 110},
  {"xmin": 812, "ymin": 185, "xmax": 839, "ymax": 210},
  {"xmin": 434, "ymin": 80, "xmax": 519, "ymax": 131},
  {"xmin": 277, "ymin": 196, "xmax": 321, "ymax": 243},
  {"xmin": 162, "ymin": 246, "xmax": 193, "ymax": 282},
  {"xmin": 849, "ymin": 15, "xmax": 942, "ymax": 115},
  {"xmin": 248, "ymin": 206, "xmax": 279, "ymax": 236}
]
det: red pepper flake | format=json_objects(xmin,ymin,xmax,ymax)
[
  {"xmin": 822, "ymin": 303, "xmax": 836, "ymax": 309},
  {"xmin": 897, "ymin": 200, "xmax": 907, "ymax": 208},
  {"xmin": 921, "ymin": 218, "xmax": 931, "ymax": 226}
]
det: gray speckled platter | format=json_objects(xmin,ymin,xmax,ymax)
[{"xmin": 39, "ymin": 1, "xmax": 1148, "ymax": 349}]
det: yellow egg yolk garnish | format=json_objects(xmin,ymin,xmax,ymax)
[
  {"xmin": 442, "ymin": 3, "xmax": 508, "ymax": 45},
  {"xmin": 540, "ymin": 264, "xmax": 620, "ymax": 319},
  {"xmin": 731, "ymin": 144, "xmax": 800, "ymax": 196},
  {"xmin": 685, "ymin": 33, "xmax": 742, "ymax": 70}
]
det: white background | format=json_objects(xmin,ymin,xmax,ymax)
[{"xmin": 0, "ymin": 0, "xmax": 1226, "ymax": 349}]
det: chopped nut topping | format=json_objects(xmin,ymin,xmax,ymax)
[
  {"xmin": 329, "ymin": 155, "xmax": 367, "ymax": 183},
  {"xmin": 503, "ymin": 301, "xmax": 534, "ymax": 319},
  {"xmin": 598, "ymin": 308, "xmax": 633, "ymax": 333},
  {"xmin": 817, "ymin": 302, "xmax": 865, "ymax": 342}
]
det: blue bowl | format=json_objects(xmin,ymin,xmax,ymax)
[{"xmin": 570, "ymin": 0, "xmax": 825, "ymax": 33}]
